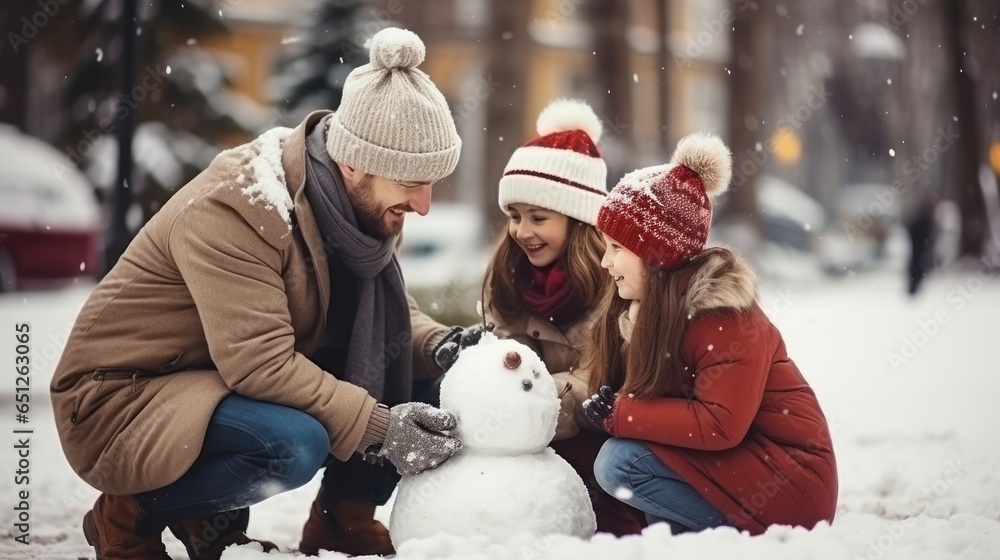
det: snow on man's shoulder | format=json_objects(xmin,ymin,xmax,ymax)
[{"xmin": 184, "ymin": 126, "xmax": 297, "ymax": 250}]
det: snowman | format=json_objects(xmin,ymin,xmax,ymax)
[{"xmin": 389, "ymin": 332, "xmax": 597, "ymax": 547}]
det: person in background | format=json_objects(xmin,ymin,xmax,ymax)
[
  {"xmin": 906, "ymin": 195, "xmax": 939, "ymax": 296},
  {"xmin": 582, "ymin": 132, "xmax": 838, "ymax": 535}
]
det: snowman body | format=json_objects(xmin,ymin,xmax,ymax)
[{"xmin": 389, "ymin": 334, "xmax": 597, "ymax": 547}]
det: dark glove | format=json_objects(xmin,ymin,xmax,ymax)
[
  {"xmin": 379, "ymin": 402, "xmax": 463, "ymax": 476},
  {"xmin": 433, "ymin": 325, "xmax": 485, "ymax": 372},
  {"xmin": 582, "ymin": 385, "xmax": 618, "ymax": 435}
]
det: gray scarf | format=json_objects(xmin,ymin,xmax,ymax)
[{"xmin": 303, "ymin": 117, "xmax": 412, "ymax": 404}]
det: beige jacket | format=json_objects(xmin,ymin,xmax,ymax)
[{"xmin": 49, "ymin": 111, "xmax": 447, "ymax": 496}]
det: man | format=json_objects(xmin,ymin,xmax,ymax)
[{"xmin": 50, "ymin": 28, "xmax": 465, "ymax": 559}]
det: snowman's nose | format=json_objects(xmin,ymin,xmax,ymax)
[{"xmin": 503, "ymin": 351, "xmax": 522, "ymax": 370}]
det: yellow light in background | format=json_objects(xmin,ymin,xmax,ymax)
[
  {"xmin": 771, "ymin": 126, "xmax": 802, "ymax": 166},
  {"xmin": 989, "ymin": 142, "xmax": 1000, "ymax": 176}
]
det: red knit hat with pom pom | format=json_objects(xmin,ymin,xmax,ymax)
[
  {"xmin": 596, "ymin": 132, "xmax": 733, "ymax": 270},
  {"xmin": 498, "ymin": 99, "xmax": 608, "ymax": 225}
]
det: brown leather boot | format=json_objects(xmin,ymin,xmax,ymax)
[
  {"xmin": 168, "ymin": 508, "xmax": 278, "ymax": 560},
  {"xmin": 82, "ymin": 494, "xmax": 171, "ymax": 560},
  {"xmin": 299, "ymin": 497, "xmax": 394, "ymax": 557}
]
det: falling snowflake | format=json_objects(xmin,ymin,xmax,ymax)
[{"xmin": 614, "ymin": 487, "xmax": 634, "ymax": 500}]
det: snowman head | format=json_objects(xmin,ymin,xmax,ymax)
[{"xmin": 439, "ymin": 333, "xmax": 559, "ymax": 455}]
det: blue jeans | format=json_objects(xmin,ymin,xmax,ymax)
[
  {"xmin": 134, "ymin": 394, "xmax": 331, "ymax": 524},
  {"xmin": 594, "ymin": 438, "xmax": 733, "ymax": 534}
]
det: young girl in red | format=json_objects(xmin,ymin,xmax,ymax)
[
  {"xmin": 482, "ymin": 99, "xmax": 646, "ymax": 535},
  {"xmin": 583, "ymin": 133, "xmax": 838, "ymax": 535}
]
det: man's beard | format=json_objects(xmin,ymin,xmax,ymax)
[{"xmin": 349, "ymin": 175, "xmax": 403, "ymax": 239}]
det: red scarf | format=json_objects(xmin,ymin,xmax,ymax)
[{"xmin": 518, "ymin": 261, "xmax": 584, "ymax": 329}]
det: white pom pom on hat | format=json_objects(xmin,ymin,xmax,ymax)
[
  {"xmin": 498, "ymin": 98, "xmax": 608, "ymax": 225},
  {"xmin": 536, "ymin": 98, "xmax": 604, "ymax": 143},
  {"xmin": 669, "ymin": 131, "xmax": 732, "ymax": 197},
  {"xmin": 367, "ymin": 27, "xmax": 426, "ymax": 70}
]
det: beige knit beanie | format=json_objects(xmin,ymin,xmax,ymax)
[{"xmin": 326, "ymin": 27, "xmax": 462, "ymax": 183}]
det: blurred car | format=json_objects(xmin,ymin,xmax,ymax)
[
  {"xmin": 756, "ymin": 174, "xmax": 828, "ymax": 253},
  {"xmin": 715, "ymin": 175, "xmax": 886, "ymax": 279},
  {"xmin": 759, "ymin": 176, "xmax": 899, "ymax": 275},
  {"xmin": 0, "ymin": 125, "xmax": 101, "ymax": 291},
  {"xmin": 398, "ymin": 202, "xmax": 490, "ymax": 325}
]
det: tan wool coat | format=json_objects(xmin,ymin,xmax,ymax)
[{"xmin": 49, "ymin": 111, "xmax": 447, "ymax": 496}]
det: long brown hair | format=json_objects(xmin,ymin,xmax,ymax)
[
  {"xmin": 484, "ymin": 218, "xmax": 608, "ymax": 326},
  {"xmin": 584, "ymin": 246, "xmax": 739, "ymax": 398}
]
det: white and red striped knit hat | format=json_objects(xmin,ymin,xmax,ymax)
[{"xmin": 498, "ymin": 99, "xmax": 608, "ymax": 225}]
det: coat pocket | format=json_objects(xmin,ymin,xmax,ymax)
[{"xmin": 70, "ymin": 368, "xmax": 147, "ymax": 425}]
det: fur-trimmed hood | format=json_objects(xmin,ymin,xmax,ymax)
[
  {"xmin": 683, "ymin": 247, "xmax": 758, "ymax": 316},
  {"xmin": 619, "ymin": 247, "xmax": 758, "ymax": 343}
]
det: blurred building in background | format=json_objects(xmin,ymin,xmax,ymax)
[{"xmin": 0, "ymin": 0, "xmax": 997, "ymax": 296}]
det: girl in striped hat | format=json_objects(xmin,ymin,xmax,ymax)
[{"xmin": 483, "ymin": 99, "xmax": 647, "ymax": 536}]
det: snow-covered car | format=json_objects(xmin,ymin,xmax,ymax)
[
  {"xmin": 756, "ymin": 174, "xmax": 828, "ymax": 253},
  {"xmin": 715, "ymin": 175, "xmax": 879, "ymax": 279},
  {"xmin": 0, "ymin": 126, "xmax": 101, "ymax": 291}
]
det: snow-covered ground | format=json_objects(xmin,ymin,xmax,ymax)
[{"xmin": 2, "ymin": 268, "xmax": 999, "ymax": 559}]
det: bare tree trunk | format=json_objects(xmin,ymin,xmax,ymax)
[
  {"xmin": 944, "ymin": 0, "xmax": 986, "ymax": 257},
  {"xmin": 483, "ymin": 1, "xmax": 529, "ymax": 237},
  {"xmin": 0, "ymin": 4, "xmax": 33, "ymax": 130},
  {"xmin": 723, "ymin": 0, "xmax": 769, "ymax": 231},
  {"xmin": 657, "ymin": 0, "xmax": 671, "ymax": 151},
  {"xmin": 589, "ymin": 0, "xmax": 634, "ymax": 176},
  {"xmin": 105, "ymin": 0, "xmax": 139, "ymax": 274}
]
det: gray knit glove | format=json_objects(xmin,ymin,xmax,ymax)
[{"xmin": 380, "ymin": 402, "xmax": 463, "ymax": 476}]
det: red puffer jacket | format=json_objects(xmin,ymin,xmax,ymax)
[{"xmin": 610, "ymin": 251, "xmax": 838, "ymax": 535}]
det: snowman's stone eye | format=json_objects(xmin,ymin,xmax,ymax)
[
  {"xmin": 521, "ymin": 379, "xmax": 533, "ymax": 391},
  {"xmin": 532, "ymin": 369, "xmax": 540, "ymax": 379}
]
